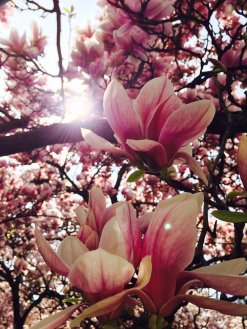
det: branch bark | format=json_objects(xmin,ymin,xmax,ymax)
[{"xmin": 0, "ymin": 111, "xmax": 246, "ymax": 157}]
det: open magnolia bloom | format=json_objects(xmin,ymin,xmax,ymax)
[
  {"xmin": 137, "ymin": 193, "xmax": 247, "ymax": 317},
  {"xmin": 82, "ymin": 76, "xmax": 215, "ymax": 183},
  {"xmin": 238, "ymin": 134, "xmax": 247, "ymax": 190},
  {"xmin": 33, "ymin": 192, "xmax": 144, "ymax": 328}
]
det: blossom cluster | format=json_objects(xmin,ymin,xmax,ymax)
[{"xmin": 33, "ymin": 187, "xmax": 247, "ymax": 328}]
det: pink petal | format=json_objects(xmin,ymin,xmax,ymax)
[
  {"xmin": 159, "ymin": 100, "xmax": 215, "ymax": 160},
  {"xmin": 103, "ymin": 79, "xmax": 141, "ymax": 141},
  {"xmin": 175, "ymin": 151, "xmax": 208, "ymax": 184},
  {"xmin": 146, "ymin": 94, "xmax": 182, "ymax": 140},
  {"xmin": 35, "ymin": 228, "xmax": 69, "ymax": 276},
  {"xmin": 141, "ymin": 193, "xmax": 202, "ymax": 310},
  {"xmin": 57, "ymin": 236, "xmax": 88, "ymax": 267},
  {"xmin": 88, "ymin": 187, "xmax": 106, "ymax": 234},
  {"xmin": 68, "ymin": 248, "xmax": 135, "ymax": 302},
  {"xmin": 77, "ymin": 224, "xmax": 99, "ymax": 250},
  {"xmin": 30, "ymin": 304, "xmax": 80, "ymax": 329},
  {"xmin": 101, "ymin": 201, "xmax": 125, "ymax": 227},
  {"xmin": 70, "ymin": 256, "xmax": 153, "ymax": 327},
  {"xmin": 126, "ymin": 139, "xmax": 167, "ymax": 169},
  {"xmin": 136, "ymin": 212, "xmax": 153, "ymax": 233},
  {"xmin": 160, "ymin": 294, "xmax": 247, "ymax": 317},
  {"xmin": 81, "ymin": 128, "xmax": 127, "ymax": 155},
  {"xmin": 99, "ymin": 203, "xmax": 142, "ymax": 266},
  {"xmin": 134, "ymin": 76, "xmax": 176, "ymax": 135}
]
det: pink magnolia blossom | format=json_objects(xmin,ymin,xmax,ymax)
[
  {"xmin": 137, "ymin": 193, "xmax": 247, "ymax": 317},
  {"xmin": 0, "ymin": 28, "xmax": 27, "ymax": 53},
  {"xmin": 237, "ymin": 134, "xmax": 247, "ymax": 190},
  {"xmin": 34, "ymin": 228, "xmax": 150, "ymax": 328},
  {"xmin": 83, "ymin": 77, "xmax": 215, "ymax": 183}
]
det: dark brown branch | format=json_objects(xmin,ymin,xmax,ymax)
[
  {"xmin": 0, "ymin": 109, "xmax": 247, "ymax": 157},
  {"xmin": 0, "ymin": 119, "xmax": 114, "ymax": 157}
]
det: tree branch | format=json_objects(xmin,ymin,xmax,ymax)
[{"xmin": 0, "ymin": 111, "xmax": 247, "ymax": 157}]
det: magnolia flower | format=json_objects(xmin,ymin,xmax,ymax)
[
  {"xmin": 238, "ymin": 134, "xmax": 247, "ymax": 190},
  {"xmin": 137, "ymin": 193, "xmax": 247, "ymax": 317},
  {"xmin": 32, "ymin": 189, "xmax": 146, "ymax": 328},
  {"xmin": 82, "ymin": 77, "xmax": 215, "ymax": 183},
  {"xmin": 33, "ymin": 230, "xmax": 150, "ymax": 329}
]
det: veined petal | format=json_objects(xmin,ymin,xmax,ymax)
[
  {"xmin": 82, "ymin": 128, "xmax": 127, "ymax": 155},
  {"xmin": 69, "ymin": 256, "xmax": 152, "ymax": 328},
  {"xmin": 103, "ymin": 79, "xmax": 141, "ymax": 141},
  {"xmin": 134, "ymin": 76, "xmax": 175, "ymax": 135},
  {"xmin": 175, "ymin": 151, "xmax": 208, "ymax": 184},
  {"xmin": 68, "ymin": 249, "xmax": 135, "ymax": 300},
  {"xmin": 160, "ymin": 294, "xmax": 247, "ymax": 317},
  {"xmin": 57, "ymin": 236, "xmax": 88, "ymax": 267},
  {"xmin": 126, "ymin": 139, "xmax": 167, "ymax": 169},
  {"xmin": 31, "ymin": 304, "xmax": 80, "ymax": 329},
  {"xmin": 35, "ymin": 228, "xmax": 69, "ymax": 276},
  {"xmin": 142, "ymin": 194, "xmax": 202, "ymax": 310},
  {"xmin": 159, "ymin": 100, "xmax": 215, "ymax": 160}
]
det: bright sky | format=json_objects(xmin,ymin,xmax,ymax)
[
  {"xmin": 0, "ymin": 0, "xmax": 101, "ymax": 121},
  {"xmin": 2, "ymin": 0, "xmax": 99, "ymax": 71}
]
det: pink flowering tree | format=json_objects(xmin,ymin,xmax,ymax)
[{"xmin": 0, "ymin": 0, "xmax": 246, "ymax": 328}]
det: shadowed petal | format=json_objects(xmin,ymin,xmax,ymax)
[
  {"xmin": 127, "ymin": 139, "xmax": 167, "ymax": 169},
  {"xmin": 136, "ymin": 212, "xmax": 153, "ymax": 233},
  {"xmin": 30, "ymin": 304, "xmax": 80, "ymax": 329},
  {"xmin": 35, "ymin": 228, "xmax": 69, "ymax": 276},
  {"xmin": 104, "ymin": 79, "xmax": 141, "ymax": 141},
  {"xmin": 57, "ymin": 236, "xmax": 88, "ymax": 267},
  {"xmin": 160, "ymin": 294, "xmax": 247, "ymax": 317}
]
